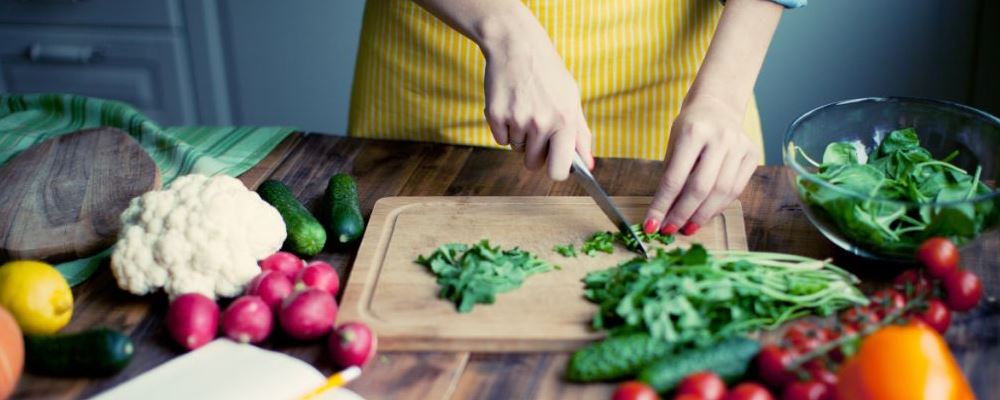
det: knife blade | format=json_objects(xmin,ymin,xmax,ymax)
[{"xmin": 570, "ymin": 153, "xmax": 649, "ymax": 259}]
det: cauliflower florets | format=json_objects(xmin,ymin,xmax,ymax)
[{"xmin": 111, "ymin": 174, "xmax": 286, "ymax": 299}]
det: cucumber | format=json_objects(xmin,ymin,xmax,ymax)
[
  {"xmin": 638, "ymin": 337, "xmax": 760, "ymax": 393},
  {"xmin": 566, "ymin": 332, "xmax": 674, "ymax": 382},
  {"xmin": 25, "ymin": 328, "xmax": 134, "ymax": 377},
  {"xmin": 258, "ymin": 179, "xmax": 327, "ymax": 256},
  {"xmin": 325, "ymin": 173, "xmax": 365, "ymax": 245}
]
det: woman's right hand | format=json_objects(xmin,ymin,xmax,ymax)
[{"xmin": 478, "ymin": 14, "xmax": 594, "ymax": 180}]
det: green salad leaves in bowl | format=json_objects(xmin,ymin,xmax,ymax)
[{"xmin": 784, "ymin": 97, "xmax": 1000, "ymax": 260}]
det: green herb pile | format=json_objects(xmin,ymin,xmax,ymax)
[
  {"xmin": 415, "ymin": 240, "xmax": 554, "ymax": 313},
  {"xmin": 584, "ymin": 245, "xmax": 867, "ymax": 345},
  {"xmin": 796, "ymin": 128, "xmax": 995, "ymax": 256},
  {"xmin": 565, "ymin": 224, "xmax": 674, "ymax": 257}
]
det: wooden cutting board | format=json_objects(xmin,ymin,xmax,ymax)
[
  {"xmin": 0, "ymin": 127, "xmax": 161, "ymax": 263},
  {"xmin": 338, "ymin": 196, "xmax": 748, "ymax": 352}
]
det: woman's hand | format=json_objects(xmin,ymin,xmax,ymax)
[
  {"xmin": 479, "ymin": 15, "xmax": 594, "ymax": 180},
  {"xmin": 643, "ymin": 95, "xmax": 759, "ymax": 236}
]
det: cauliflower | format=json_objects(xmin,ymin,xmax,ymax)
[{"xmin": 111, "ymin": 174, "xmax": 286, "ymax": 299}]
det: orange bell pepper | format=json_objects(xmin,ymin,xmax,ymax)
[{"xmin": 836, "ymin": 324, "xmax": 974, "ymax": 400}]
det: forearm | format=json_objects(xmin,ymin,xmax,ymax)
[
  {"xmin": 687, "ymin": 0, "xmax": 783, "ymax": 112},
  {"xmin": 410, "ymin": 0, "xmax": 548, "ymax": 57}
]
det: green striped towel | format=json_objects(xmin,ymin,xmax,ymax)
[{"xmin": 0, "ymin": 94, "xmax": 295, "ymax": 285}]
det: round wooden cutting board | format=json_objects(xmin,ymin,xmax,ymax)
[{"xmin": 0, "ymin": 127, "xmax": 161, "ymax": 263}]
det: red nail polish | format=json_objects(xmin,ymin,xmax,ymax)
[
  {"xmin": 660, "ymin": 223, "xmax": 678, "ymax": 235},
  {"xmin": 643, "ymin": 219, "xmax": 659, "ymax": 235},
  {"xmin": 682, "ymin": 222, "xmax": 700, "ymax": 236}
]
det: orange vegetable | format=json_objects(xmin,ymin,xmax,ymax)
[
  {"xmin": 836, "ymin": 325, "xmax": 974, "ymax": 400},
  {"xmin": 0, "ymin": 306, "xmax": 24, "ymax": 399}
]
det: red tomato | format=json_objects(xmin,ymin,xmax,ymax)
[
  {"xmin": 612, "ymin": 381, "xmax": 660, "ymax": 400},
  {"xmin": 893, "ymin": 269, "xmax": 932, "ymax": 299},
  {"xmin": 838, "ymin": 306, "xmax": 881, "ymax": 330},
  {"xmin": 755, "ymin": 345, "xmax": 798, "ymax": 389},
  {"xmin": 677, "ymin": 371, "xmax": 727, "ymax": 400},
  {"xmin": 783, "ymin": 322, "xmax": 828, "ymax": 353},
  {"xmin": 781, "ymin": 380, "xmax": 830, "ymax": 400},
  {"xmin": 869, "ymin": 289, "xmax": 906, "ymax": 318},
  {"xmin": 673, "ymin": 395, "xmax": 701, "ymax": 400},
  {"xmin": 943, "ymin": 268, "xmax": 983, "ymax": 312},
  {"xmin": 828, "ymin": 325, "xmax": 858, "ymax": 363},
  {"xmin": 725, "ymin": 383, "xmax": 774, "ymax": 400},
  {"xmin": 804, "ymin": 362, "xmax": 838, "ymax": 389},
  {"xmin": 916, "ymin": 237, "xmax": 959, "ymax": 280},
  {"xmin": 916, "ymin": 299, "xmax": 952, "ymax": 333}
]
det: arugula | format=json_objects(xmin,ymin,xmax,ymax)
[
  {"xmin": 553, "ymin": 244, "xmax": 579, "ymax": 257},
  {"xmin": 583, "ymin": 245, "xmax": 867, "ymax": 347},
  {"xmin": 571, "ymin": 224, "xmax": 675, "ymax": 257},
  {"xmin": 415, "ymin": 240, "xmax": 554, "ymax": 313},
  {"xmin": 796, "ymin": 128, "xmax": 995, "ymax": 256}
]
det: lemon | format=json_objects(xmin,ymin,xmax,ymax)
[{"xmin": 0, "ymin": 260, "xmax": 73, "ymax": 334}]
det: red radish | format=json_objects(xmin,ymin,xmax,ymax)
[
  {"xmin": 260, "ymin": 252, "xmax": 304, "ymax": 280},
  {"xmin": 279, "ymin": 289, "xmax": 338, "ymax": 341},
  {"xmin": 296, "ymin": 261, "xmax": 340, "ymax": 296},
  {"xmin": 167, "ymin": 293, "xmax": 220, "ymax": 350},
  {"xmin": 328, "ymin": 322, "xmax": 377, "ymax": 368},
  {"xmin": 246, "ymin": 270, "xmax": 294, "ymax": 312},
  {"xmin": 222, "ymin": 295, "xmax": 273, "ymax": 344}
]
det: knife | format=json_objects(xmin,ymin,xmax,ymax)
[{"xmin": 570, "ymin": 153, "xmax": 650, "ymax": 259}]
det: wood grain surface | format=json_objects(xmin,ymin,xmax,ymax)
[
  {"xmin": 0, "ymin": 127, "xmax": 161, "ymax": 263},
  {"xmin": 339, "ymin": 196, "xmax": 747, "ymax": 352},
  {"xmin": 10, "ymin": 134, "xmax": 999, "ymax": 400}
]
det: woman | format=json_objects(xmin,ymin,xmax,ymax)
[{"xmin": 349, "ymin": 0, "xmax": 802, "ymax": 236}]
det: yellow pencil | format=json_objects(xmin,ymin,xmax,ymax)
[{"xmin": 299, "ymin": 366, "xmax": 362, "ymax": 400}]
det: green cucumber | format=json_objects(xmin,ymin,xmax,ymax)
[
  {"xmin": 325, "ymin": 173, "xmax": 365, "ymax": 245},
  {"xmin": 25, "ymin": 328, "xmax": 134, "ymax": 377},
  {"xmin": 566, "ymin": 332, "xmax": 674, "ymax": 382},
  {"xmin": 258, "ymin": 179, "xmax": 327, "ymax": 256},
  {"xmin": 638, "ymin": 337, "xmax": 761, "ymax": 393}
]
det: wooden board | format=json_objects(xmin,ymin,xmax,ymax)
[
  {"xmin": 338, "ymin": 196, "xmax": 748, "ymax": 352},
  {"xmin": 0, "ymin": 127, "xmax": 161, "ymax": 263}
]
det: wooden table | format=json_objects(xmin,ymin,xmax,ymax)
[{"xmin": 12, "ymin": 133, "xmax": 999, "ymax": 399}]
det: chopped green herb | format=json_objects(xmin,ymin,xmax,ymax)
[
  {"xmin": 415, "ymin": 240, "xmax": 554, "ymax": 313},
  {"xmin": 796, "ymin": 128, "xmax": 996, "ymax": 256},
  {"xmin": 578, "ymin": 223, "xmax": 675, "ymax": 256},
  {"xmin": 553, "ymin": 243, "xmax": 578, "ymax": 258},
  {"xmin": 583, "ymin": 245, "xmax": 867, "ymax": 347}
]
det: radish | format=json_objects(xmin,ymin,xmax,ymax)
[
  {"xmin": 246, "ymin": 270, "xmax": 293, "ymax": 312},
  {"xmin": 222, "ymin": 295, "xmax": 273, "ymax": 344},
  {"xmin": 259, "ymin": 251, "xmax": 304, "ymax": 280},
  {"xmin": 328, "ymin": 322, "xmax": 377, "ymax": 368},
  {"xmin": 167, "ymin": 293, "xmax": 219, "ymax": 350},
  {"xmin": 295, "ymin": 261, "xmax": 340, "ymax": 296},
  {"xmin": 279, "ymin": 289, "xmax": 338, "ymax": 341}
]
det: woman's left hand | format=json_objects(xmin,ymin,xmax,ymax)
[{"xmin": 642, "ymin": 94, "xmax": 760, "ymax": 236}]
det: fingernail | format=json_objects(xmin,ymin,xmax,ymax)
[
  {"xmin": 643, "ymin": 218, "xmax": 659, "ymax": 234},
  {"xmin": 660, "ymin": 223, "xmax": 678, "ymax": 235},
  {"xmin": 682, "ymin": 222, "xmax": 700, "ymax": 236}
]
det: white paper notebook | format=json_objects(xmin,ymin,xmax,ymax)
[{"xmin": 93, "ymin": 339, "xmax": 364, "ymax": 400}]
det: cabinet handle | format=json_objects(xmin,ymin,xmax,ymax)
[{"xmin": 27, "ymin": 43, "xmax": 102, "ymax": 64}]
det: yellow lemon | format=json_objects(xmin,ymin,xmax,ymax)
[{"xmin": 0, "ymin": 261, "xmax": 73, "ymax": 334}]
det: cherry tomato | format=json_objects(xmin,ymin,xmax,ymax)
[
  {"xmin": 869, "ymin": 288, "xmax": 906, "ymax": 318},
  {"xmin": 804, "ymin": 362, "xmax": 837, "ymax": 389},
  {"xmin": 916, "ymin": 237, "xmax": 959, "ymax": 280},
  {"xmin": 677, "ymin": 371, "xmax": 727, "ymax": 400},
  {"xmin": 725, "ymin": 383, "xmax": 775, "ymax": 400},
  {"xmin": 783, "ymin": 322, "xmax": 828, "ymax": 353},
  {"xmin": 828, "ymin": 325, "xmax": 858, "ymax": 363},
  {"xmin": 755, "ymin": 345, "xmax": 798, "ymax": 389},
  {"xmin": 893, "ymin": 269, "xmax": 932, "ymax": 299},
  {"xmin": 916, "ymin": 299, "xmax": 951, "ymax": 333},
  {"xmin": 612, "ymin": 381, "xmax": 660, "ymax": 400},
  {"xmin": 673, "ymin": 395, "xmax": 701, "ymax": 400},
  {"xmin": 839, "ymin": 306, "xmax": 881, "ymax": 330},
  {"xmin": 943, "ymin": 268, "xmax": 983, "ymax": 312},
  {"xmin": 781, "ymin": 380, "xmax": 830, "ymax": 400}
]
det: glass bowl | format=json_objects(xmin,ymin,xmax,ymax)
[{"xmin": 783, "ymin": 97, "xmax": 1000, "ymax": 260}]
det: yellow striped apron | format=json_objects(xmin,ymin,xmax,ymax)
[{"xmin": 348, "ymin": 0, "xmax": 764, "ymax": 160}]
